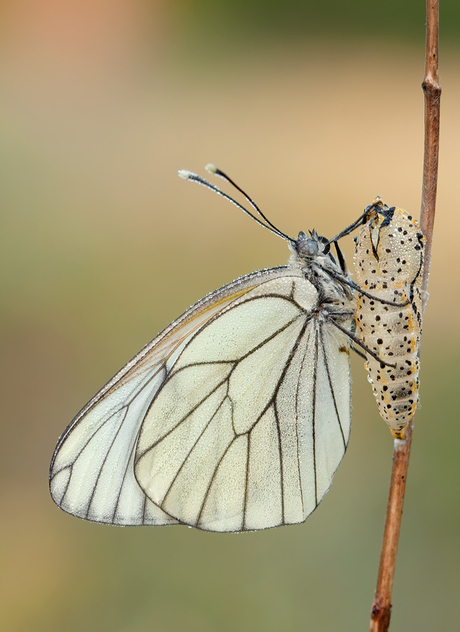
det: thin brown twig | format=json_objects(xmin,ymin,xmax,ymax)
[
  {"xmin": 420, "ymin": 0, "xmax": 441, "ymax": 293},
  {"xmin": 368, "ymin": 2, "xmax": 440, "ymax": 631}
]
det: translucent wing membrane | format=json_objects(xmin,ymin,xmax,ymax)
[
  {"xmin": 50, "ymin": 363, "xmax": 176, "ymax": 526},
  {"xmin": 135, "ymin": 276, "xmax": 351, "ymax": 532}
]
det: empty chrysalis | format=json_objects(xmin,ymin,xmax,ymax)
[{"xmin": 353, "ymin": 198, "xmax": 425, "ymax": 438}]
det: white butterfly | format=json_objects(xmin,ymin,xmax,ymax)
[{"xmin": 49, "ymin": 165, "xmax": 357, "ymax": 532}]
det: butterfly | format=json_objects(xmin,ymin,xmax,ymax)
[{"xmin": 50, "ymin": 165, "xmax": 365, "ymax": 533}]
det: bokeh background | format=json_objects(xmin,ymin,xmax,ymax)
[{"xmin": 1, "ymin": 2, "xmax": 459, "ymax": 631}]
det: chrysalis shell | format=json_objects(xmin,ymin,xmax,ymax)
[{"xmin": 354, "ymin": 198, "xmax": 425, "ymax": 439}]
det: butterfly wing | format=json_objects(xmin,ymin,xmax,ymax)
[
  {"xmin": 135, "ymin": 275, "xmax": 352, "ymax": 532},
  {"xmin": 49, "ymin": 267, "xmax": 293, "ymax": 526}
]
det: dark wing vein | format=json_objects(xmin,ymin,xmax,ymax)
[
  {"xmin": 161, "ymin": 386, "xmax": 230, "ymax": 507},
  {"xmin": 312, "ymin": 328, "xmax": 319, "ymax": 507},
  {"xmin": 242, "ymin": 433, "xmax": 252, "ymax": 531},
  {"xmin": 84, "ymin": 407, "xmax": 134, "ymax": 518},
  {"xmin": 195, "ymin": 435, "xmax": 246, "ymax": 529},
  {"xmin": 53, "ymin": 406, "xmax": 128, "ymax": 486},
  {"xmin": 59, "ymin": 406, "xmax": 129, "ymax": 510},
  {"xmin": 112, "ymin": 420, "xmax": 152, "ymax": 523},
  {"xmin": 293, "ymin": 325, "xmax": 314, "ymax": 519},
  {"xmin": 319, "ymin": 324, "xmax": 347, "ymax": 448},
  {"xmin": 137, "ymin": 372, "xmax": 233, "ymax": 461},
  {"xmin": 273, "ymin": 404, "xmax": 284, "ymax": 525},
  {"xmin": 270, "ymin": 316, "xmax": 314, "ymax": 525}
]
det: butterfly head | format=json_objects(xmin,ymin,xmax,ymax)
[
  {"xmin": 293, "ymin": 230, "xmax": 329, "ymax": 258},
  {"xmin": 290, "ymin": 230, "xmax": 347, "ymax": 276}
]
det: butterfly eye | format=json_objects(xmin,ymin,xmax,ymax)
[{"xmin": 295, "ymin": 234, "xmax": 319, "ymax": 258}]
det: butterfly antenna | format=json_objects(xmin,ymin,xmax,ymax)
[
  {"xmin": 178, "ymin": 167, "xmax": 293, "ymax": 244},
  {"xmin": 205, "ymin": 164, "xmax": 292, "ymax": 242}
]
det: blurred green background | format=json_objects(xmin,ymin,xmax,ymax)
[{"xmin": 1, "ymin": 1, "xmax": 459, "ymax": 631}]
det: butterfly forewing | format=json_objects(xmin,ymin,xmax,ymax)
[
  {"xmin": 134, "ymin": 276, "xmax": 352, "ymax": 532},
  {"xmin": 49, "ymin": 267, "xmax": 293, "ymax": 526}
]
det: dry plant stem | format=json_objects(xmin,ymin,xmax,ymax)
[
  {"xmin": 369, "ymin": 2, "xmax": 440, "ymax": 631},
  {"xmin": 420, "ymin": 0, "xmax": 441, "ymax": 294},
  {"xmin": 369, "ymin": 426, "xmax": 414, "ymax": 631}
]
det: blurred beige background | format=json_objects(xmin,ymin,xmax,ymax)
[{"xmin": 1, "ymin": 2, "xmax": 459, "ymax": 631}]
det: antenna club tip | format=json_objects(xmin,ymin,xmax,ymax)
[
  {"xmin": 178, "ymin": 169, "xmax": 193, "ymax": 180},
  {"xmin": 205, "ymin": 163, "xmax": 217, "ymax": 174}
]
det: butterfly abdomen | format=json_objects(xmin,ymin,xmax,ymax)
[{"xmin": 354, "ymin": 200, "xmax": 425, "ymax": 439}]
